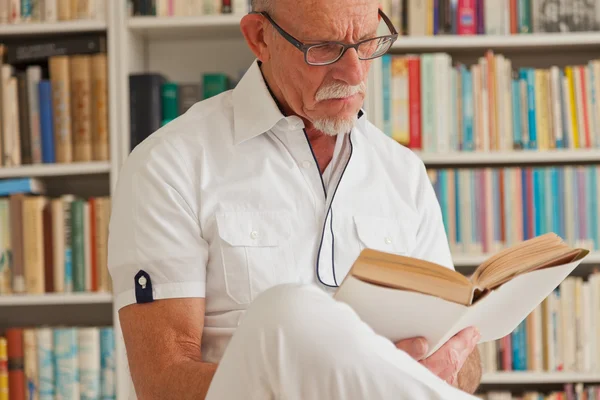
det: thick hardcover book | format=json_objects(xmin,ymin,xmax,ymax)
[
  {"xmin": 129, "ymin": 74, "xmax": 166, "ymax": 152},
  {"xmin": 6, "ymin": 34, "xmax": 107, "ymax": 65},
  {"xmin": 334, "ymin": 233, "xmax": 588, "ymax": 357}
]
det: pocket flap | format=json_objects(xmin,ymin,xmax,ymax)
[
  {"xmin": 353, "ymin": 215, "xmax": 412, "ymax": 254},
  {"xmin": 216, "ymin": 211, "xmax": 291, "ymax": 247}
]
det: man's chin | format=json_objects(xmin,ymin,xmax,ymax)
[{"xmin": 312, "ymin": 115, "xmax": 358, "ymax": 136}]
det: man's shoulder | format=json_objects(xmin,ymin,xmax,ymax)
[{"xmin": 124, "ymin": 91, "xmax": 235, "ymax": 170}]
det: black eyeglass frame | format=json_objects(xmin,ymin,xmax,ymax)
[{"xmin": 249, "ymin": 9, "xmax": 399, "ymax": 66}]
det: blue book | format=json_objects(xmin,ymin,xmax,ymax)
[
  {"xmin": 512, "ymin": 79, "xmax": 522, "ymax": 149},
  {"xmin": 454, "ymin": 169, "xmax": 461, "ymax": 248},
  {"xmin": 558, "ymin": 69, "xmax": 568, "ymax": 149},
  {"xmin": 0, "ymin": 178, "xmax": 44, "ymax": 196},
  {"xmin": 100, "ymin": 328, "xmax": 116, "ymax": 400},
  {"xmin": 54, "ymin": 328, "xmax": 79, "ymax": 399},
  {"xmin": 462, "ymin": 66, "xmax": 474, "ymax": 151},
  {"xmin": 522, "ymin": 169, "xmax": 529, "ymax": 240},
  {"xmin": 439, "ymin": 171, "xmax": 449, "ymax": 237},
  {"xmin": 522, "ymin": 68, "xmax": 537, "ymax": 149},
  {"xmin": 534, "ymin": 169, "xmax": 542, "ymax": 236},
  {"xmin": 38, "ymin": 80, "xmax": 55, "ymax": 163},
  {"xmin": 381, "ymin": 55, "xmax": 392, "ymax": 137}
]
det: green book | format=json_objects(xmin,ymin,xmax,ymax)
[
  {"xmin": 71, "ymin": 199, "xmax": 85, "ymax": 292},
  {"xmin": 161, "ymin": 82, "xmax": 179, "ymax": 126},
  {"xmin": 203, "ymin": 73, "xmax": 229, "ymax": 100}
]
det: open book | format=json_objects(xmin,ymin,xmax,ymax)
[{"xmin": 333, "ymin": 233, "xmax": 589, "ymax": 357}]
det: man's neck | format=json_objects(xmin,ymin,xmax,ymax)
[
  {"xmin": 305, "ymin": 127, "xmax": 337, "ymax": 174},
  {"xmin": 259, "ymin": 61, "xmax": 336, "ymax": 173}
]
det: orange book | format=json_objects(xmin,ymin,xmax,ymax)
[{"xmin": 6, "ymin": 329, "xmax": 24, "ymax": 400}]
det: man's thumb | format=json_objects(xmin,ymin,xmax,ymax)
[{"xmin": 396, "ymin": 337, "xmax": 429, "ymax": 360}]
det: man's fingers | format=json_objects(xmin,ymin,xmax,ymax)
[{"xmin": 395, "ymin": 337, "xmax": 429, "ymax": 360}]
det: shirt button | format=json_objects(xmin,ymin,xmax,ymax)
[
  {"xmin": 250, "ymin": 230, "xmax": 259, "ymax": 240},
  {"xmin": 301, "ymin": 160, "xmax": 311, "ymax": 169},
  {"xmin": 385, "ymin": 237, "xmax": 392, "ymax": 244}
]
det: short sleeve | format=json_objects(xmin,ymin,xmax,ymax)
[
  {"xmin": 107, "ymin": 137, "xmax": 208, "ymax": 310},
  {"xmin": 410, "ymin": 160, "xmax": 455, "ymax": 270}
]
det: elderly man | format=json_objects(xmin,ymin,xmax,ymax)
[{"xmin": 108, "ymin": 0, "xmax": 483, "ymax": 398}]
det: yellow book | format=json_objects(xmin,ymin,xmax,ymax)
[
  {"xmin": 0, "ymin": 337, "xmax": 7, "ymax": 400},
  {"xmin": 391, "ymin": 57, "xmax": 409, "ymax": 145},
  {"xmin": 334, "ymin": 233, "xmax": 589, "ymax": 357},
  {"xmin": 566, "ymin": 67, "xmax": 580, "ymax": 149}
]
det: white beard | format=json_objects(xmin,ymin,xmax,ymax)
[
  {"xmin": 312, "ymin": 114, "xmax": 358, "ymax": 136},
  {"xmin": 313, "ymin": 81, "xmax": 365, "ymax": 136}
]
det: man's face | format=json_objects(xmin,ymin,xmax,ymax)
[{"xmin": 265, "ymin": 0, "xmax": 380, "ymax": 135}]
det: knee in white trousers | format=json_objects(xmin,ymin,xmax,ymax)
[{"xmin": 206, "ymin": 283, "xmax": 478, "ymax": 400}]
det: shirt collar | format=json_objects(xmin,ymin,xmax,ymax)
[{"xmin": 232, "ymin": 59, "xmax": 368, "ymax": 145}]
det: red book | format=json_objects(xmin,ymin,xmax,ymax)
[
  {"xmin": 457, "ymin": 0, "xmax": 476, "ymax": 35},
  {"xmin": 578, "ymin": 66, "xmax": 592, "ymax": 148},
  {"xmin": 407, "ymin": 56, "xmax": 421, "ymax": 149},
  {"xmin": 6, "ymin": 328, "xmax": 24, "ymax": 400}
]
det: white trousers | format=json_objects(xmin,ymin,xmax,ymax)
[{"xmin": 205, "ymin": 284, "xmax": 480, "ymax": 400}]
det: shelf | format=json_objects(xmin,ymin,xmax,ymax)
[
  {"xmin": 0, "ymin": 161, "xmax": 111, "ymax": 179},
  {"xmin": 415, "ymin": 149, "xmax": 600, "ymax": 166},
  {"xmin": 0, "ymin": 292, "xmax": 112, "ymax": 306},
  {"xmin": 481, "ymin": 372, "xmax": 600, "ymax": 384},
  {"xmin": 391, "ymin": 32, "xmax": 600, "ymax": 52},
  {"xmin": 128, "ymin": 15, "xmax": 244, "ymax": 40},
  {"xmin": 453, "ymin": 252, "xmax": 600, "ymax": 267},
  {"xmin": 0, "ymin": 20, "xmax": 106, "ymax": 36}
]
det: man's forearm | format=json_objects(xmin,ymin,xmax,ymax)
[
  {"xmin": 457, "ymin": 347, "xmax": 482, "ymax": 394},
  {"xmin": 149, "ymin": 361, "xmax": 218, "ymax": 400}
]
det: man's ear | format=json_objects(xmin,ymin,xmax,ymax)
[{"xmin": 240, "ymin": 14, "xmax": 271, "ymax": 63}]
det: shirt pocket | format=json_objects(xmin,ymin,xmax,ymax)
[
  {"xmin": 352, "ymin": 215, "xmax": 417, "ymax": 256},
  {"xmin": 215, "ymin": 210, "xmax": 294, "ymax": 305}
]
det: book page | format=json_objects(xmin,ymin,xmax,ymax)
[
  {"xmin": 334, "ymin": 258, "xmax": 583, "ymax": 358},
  {"xmin": 333, "ymin": 275, "xmax": 468, "ymax": 351},
  {"xmin": 432, "ymin": 258, "xmax": 583, "ymax": 357}
]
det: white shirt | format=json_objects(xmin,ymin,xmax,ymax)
[{"xmin": 108, "ymin": 59, "xmax": 454, "ymax": 366}]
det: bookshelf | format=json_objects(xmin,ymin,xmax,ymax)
[
  {"xmin": 0, "ymin": 2, "xmax": 121, "ymax": 399},
  {"xmin": 112, "ymin": 2, "xmax": 600, "ymax": 400},
  {"xmin": 0, "ymin": 292, "xmax": 112, "ymax": 306},
  {"xmin": 391, "ymin": 32, "xmax": 600, "ymax": 51},
  {"xmin": 0, "ymin": 19, "xmax": 107, "ymax": 36}
]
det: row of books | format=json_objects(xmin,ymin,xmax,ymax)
[
  {"xmin": 0, "ymin": 35, "xmax": 109, "ymax": 166},
  {"xmin": 0, "ymin": 0, "xmax": 106, "ymax": 23},
  {"xmin": 129, "ymin": 71, "xmax": 232, "ymax": 151},
  {"xmin": 478, "ymin": 384, "xmax": 600, "ymax": 400},
  {"xmin": 478, "ymin": 273, "xmax": 600, "ymax": 374},
  {"xmin": 127, "ymin": 0, "xmax": 250, "ymax": 16},
  {"xmin": 427, "ymin": 166, "xmax": 600, "ymax": 254},
  {"xmin": 385, "ymin": 0, "xmax": 598, "ymax": 37},
  {"xmin": 382, "ymin": 51, "xmax": 600, "ymax": 153},
  {"xmin": 0, "ymin": 326, "xmax": 115, "ymax": 400},
  {"xmin": 0, "ymin": 182, "xmax": 111, "ymax": 295}
]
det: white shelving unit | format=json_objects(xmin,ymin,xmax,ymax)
[
  {"xmin": 392, "ymin": 32, "xmax": 600, "ymax": 51},
  {"xmin": 416, "ymin": 149, "xmax": 600, "ymax": 166},
  {"xmin": 0, "ymin": 1, "xmax": 122, "ymax": 397},
  {"xmin": 0, "ymin": 19, "xmax": 107, "ymax": 36},
  {"xmin": 0, "ymin": 292, "xmax": 112, "ymax": 306},
  {"xmin": 481, "ymin": 372, "xmax": 600, "ymax": 385},
  {"xmin": 106, "ymin": 7, "xmax": 600, "ymax": 398}
]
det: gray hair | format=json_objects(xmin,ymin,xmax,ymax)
[{"xmin": 251, "ymin": 0, "xmax": 274, "ymax": 12}]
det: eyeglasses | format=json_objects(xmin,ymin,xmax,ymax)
[{"xmin": 250, "ymin": 9, "xmax": 398, "ymax": 66}]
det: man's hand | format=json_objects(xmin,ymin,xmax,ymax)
[{"xmin": 396, "ymin": 327, "xmax": 481, "ymax": 390}]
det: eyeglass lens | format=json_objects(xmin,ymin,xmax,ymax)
[{"xmin": 306, "ymin": 37, "xmax": 394, "ymax": 65}]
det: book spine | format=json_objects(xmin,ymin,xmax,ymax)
[
  {"xmin": 49, "ymin": 56, "xmax": 72, "ymax": 163},
  {"xmin": 69, "ymin": 55, "xmax": 93, "ymax": 162},
  {"xmin": 53, "ymin": 328, "xmax": 79, "ymax": 399},
  {"xmin": 91, "ymin": 53, "xmax": 109, "ymax": 161},
  {"xmin": 36, "ymin": 328, "xmax": 53, "ymax": 400}
]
